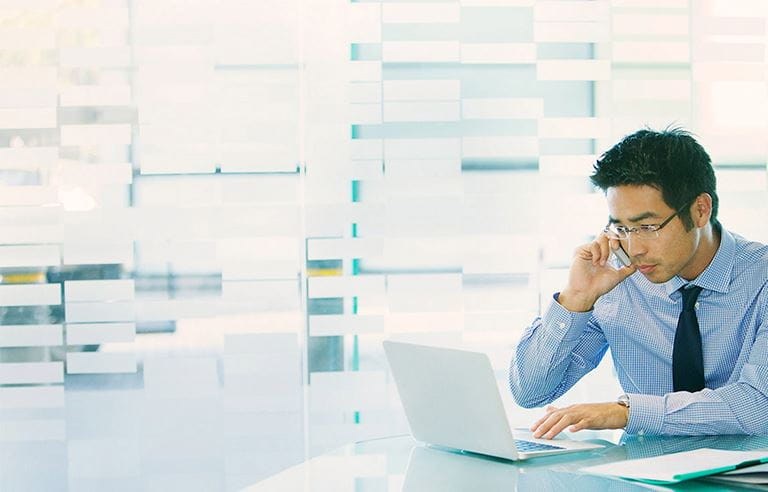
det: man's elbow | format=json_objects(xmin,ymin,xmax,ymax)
[
  {"xmin": 742, "ymin": 417, "xmax": 768, "ymax": 436},
  {"xmin": 512, "ymin": 394, "xmax": 540, "ymax": 409},
  {"xmin": 508, "ymin": 378, "xmax": 546, "ymax": 409},
  {"xmin": 508, "ymin": 357, "xmax": 554, "ymax": 408}
]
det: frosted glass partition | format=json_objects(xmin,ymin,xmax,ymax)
[{"xmin": 0, "ymin": 0, "xmax": 767, "ymax": 488}]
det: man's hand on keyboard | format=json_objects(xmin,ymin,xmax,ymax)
[{"xmin": 530, "ymin": 402, "xmax": 629, "ymax": 439}]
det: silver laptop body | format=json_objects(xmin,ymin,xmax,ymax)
[{"xmin": 383, "ymin": 340, "xmax": 603, "ymax": 460}]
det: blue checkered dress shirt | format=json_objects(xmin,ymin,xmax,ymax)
[{"xmin": 509, "ymin": 228, "xmax": 768, "ymax": 435}]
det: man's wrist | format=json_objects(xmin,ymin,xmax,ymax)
[
  {"xmin": 623, "ymin": 393, "xmax": 665, "ymax": 435},
  {"xmin": 557, "ymin": 290, "xmax": 596, "ymax": 312},
  {"xmin": 617, "ymin": 394, "xmax": 630, "ymax": 428}
]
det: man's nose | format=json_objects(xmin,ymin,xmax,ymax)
[{"xmin": 625, "ymin": 235, "xmax": 647, "ymax": 258}]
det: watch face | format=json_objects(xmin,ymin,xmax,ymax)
[{"xmin": 618, "ymin": 394, "xmax": 630, "ymax": 407}]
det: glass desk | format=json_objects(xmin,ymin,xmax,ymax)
[{"xmin": 244, "ymin": 432, "xmax": 768, "ymax": 491}]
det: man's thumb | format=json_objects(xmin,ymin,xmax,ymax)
[{"xmin": 617, "ymin": 264, "xmax": 637, "ymax": 280}]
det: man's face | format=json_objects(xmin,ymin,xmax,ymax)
[{"xmin": 606, "ymin": 185, "xmax": 699, "ymax": 283}]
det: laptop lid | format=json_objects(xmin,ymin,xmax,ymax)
[{"xmin": 383, "ymin": 340, "xmax": 520, "ymax": 460}]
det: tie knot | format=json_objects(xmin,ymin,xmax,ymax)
[{"xmin": 679, "ymin": 285, "xmax": 703, "ymax": 311}]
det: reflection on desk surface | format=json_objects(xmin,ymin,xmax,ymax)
[
  {"xmin": 246, "ymin": 433, "xmax": 768, "ymax": 491},
  {"xmin": 403, "ymin": 441, "xmax": 628, "ymax": 492},
  {"xmin": 403, "ymin": 434, "xmax": 768, "ymax": 492},
  {"xmin": 403, "ymin": 446, "xmax": 517, "ymax": 491}
]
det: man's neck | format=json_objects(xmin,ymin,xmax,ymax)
[{"xmin": 680, "ymin": 224, "xmax": 721, "ymax": 281}]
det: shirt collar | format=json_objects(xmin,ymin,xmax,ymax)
[{"xmin": 663, "ymin": 227, "xmax": 735, "ymax": 297}]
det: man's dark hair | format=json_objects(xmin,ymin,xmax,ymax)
[{"xmin": 590, "ymin": 127, "xmax": 719, "ymax": 230}]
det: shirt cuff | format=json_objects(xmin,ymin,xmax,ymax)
[
  {"xmin": 625, "ymin": 393, "xmax": 665, "ymax": 435},
  {"xmin": 545, "ymin": 293, "xmax": 593, "ymax": 342}
]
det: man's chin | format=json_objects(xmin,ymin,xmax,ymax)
[{"xmin": 641, "ymin": 268, "xmax": 674, "ymax": 284}]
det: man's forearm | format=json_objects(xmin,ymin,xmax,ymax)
[
  {"xmin": 510, "ymin": 319, "xmax": 575, "ymax": 408},
  {"xmin": 557, "ymin": 289, "xmax": 597, "ymax": 313},
  {"xmin": 509, "ymin": 299, "xmax": 601, "ymax": 408},
  {"xmin": 626, "ymin": 383, "xmax": 768, "ymax": 435}
]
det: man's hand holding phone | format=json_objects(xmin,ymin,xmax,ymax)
[{"xmin": 557, "ymin": 234, "xmax": 637, "ymax": 312}]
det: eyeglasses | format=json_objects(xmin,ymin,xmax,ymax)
[{"xmin": 603, "ymin": 206, "xmax": 687, "ymax": 241}]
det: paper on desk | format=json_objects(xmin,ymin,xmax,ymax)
[
  {"xmin": 723, "ymin": 462, "xmax": 768, "ymax": 475},
  {"xmin": 703, "ymin": 474, "xmax": 768, "ymax": 486},
  {"xmin": 580, "ymin": 448, "xmax": 768, "ymax": 484},
  {"xmin": 702, "ymin": 462, "xmax": 768, "ymax": 486}
]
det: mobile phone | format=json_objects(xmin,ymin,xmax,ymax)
[{"xmin": 612, "ymin": 244, "xmax": 631, "ymax": 267}]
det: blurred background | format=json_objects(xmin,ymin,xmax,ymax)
[{"xmin": 1, "ymin": 0, "xmax": 768, "ymax": 490}]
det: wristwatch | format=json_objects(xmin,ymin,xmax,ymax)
[
  {"xmin": 617, "ymin": 394, "xmax": 630, "ymax": 429},
  {"xmin": 617, "ymin": 393, "xmax": 630, "ymax": 408}
]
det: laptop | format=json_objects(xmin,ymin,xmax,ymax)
[{"xmin": 383, "ymin": 340, "xmax": 603, "ymax": 461}]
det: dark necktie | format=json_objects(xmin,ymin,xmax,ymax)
[{"xmin": 673, "ymin": 285, "xmax": 706, "ymax": 392}]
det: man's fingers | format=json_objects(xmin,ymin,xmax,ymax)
[
  {"xmin": 617, "ymin": 263, "xmax": 637, "ymax": 279},
  {"xmin": 529, "ymin": 414, "xmax": 548, "ymax": 431},
  {"xmin": 575, "ymin": 244, "xmax": 592, "ymax": 261},
  {"xmin": 529, "ymin": 406, "xmax": 558, "ymax": 431},
  {"xmin": 569, "ymin": 420, "xmax": 588, "ymax": 433},
  {"xmin": 532, "ymin": 411, "xmax": 564, "ymax": 438},
  {"xmin": 544, "ymin": 414, "xmax": 575, "ymax": 439},
  {"xmin": 589, "ymin": 242, "xmax": 601, "ymax": 265},
  {"xmin": 597, "ymin": 236, "xmax": 609, "ymax": 266},
  {"xmin": 532, "ymin": 403, "xmax": 628, "ymax": 436},
  {"xmin": 530, "ymin": 415, "xmax": 546, "ymax": 431}
]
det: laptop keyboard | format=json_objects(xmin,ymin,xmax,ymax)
[{"xmin": 515, "ymin": 440, "xmax": 565, "ymax": 453}]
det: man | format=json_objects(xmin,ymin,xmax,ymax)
[{"xmin": 509, "ymin": 128, "xmax": 768, "ymax": 437}]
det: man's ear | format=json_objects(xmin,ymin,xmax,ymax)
[{"xmin": 693, "ymin": 193, "xmax": 712, "ymax": 228}]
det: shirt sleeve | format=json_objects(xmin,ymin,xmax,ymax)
[
  {"xmin": 626, "ymin": 314, "xmax": 768, "ymax": 436},
  {"xmin": 508, "ymin": 294, "xmax": 609, "ymax": 408}
]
